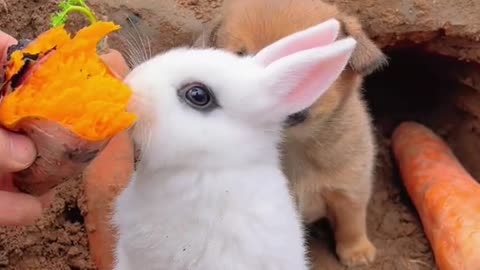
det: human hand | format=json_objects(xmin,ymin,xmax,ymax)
[
  {"xmin": 0, "ymin": 29, "xmax": 130, "ymax": 226},
  {"xmin": 0, "ymin": 30, "xmax": 43, "ymax": 226},
  {"xmin": 0, "ymin": 128, "xmax": 40, "ymax": 225}
]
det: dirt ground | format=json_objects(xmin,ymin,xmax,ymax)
[{"xmin": 1, "ymin": 0, "xmax": 480, "ymax": 269}]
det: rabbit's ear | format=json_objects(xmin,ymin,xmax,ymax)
[
  {"xmin": 254, "ymin": 19, "xmax": 340, "ymax": 66},
  {"xmin": 260, "ymin": 37, "xmax": 356, "ymax": 118}
]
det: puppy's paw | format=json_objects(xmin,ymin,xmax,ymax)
[{"xmin": 336, "ymin": 237, "xmax": 376, "ymax": 267}]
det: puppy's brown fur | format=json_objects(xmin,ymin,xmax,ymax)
[{"xmin": 194, "ymin": 0, "xmax": 387, "ymax": 266}]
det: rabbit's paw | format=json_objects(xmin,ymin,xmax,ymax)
[{"xmin": 336, "ymin": 237, "xmax": 376, "ymax": 267}]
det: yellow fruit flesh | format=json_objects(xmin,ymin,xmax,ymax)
[{"xmin": 0, "ymin": 22, "xmax": 136, "ymax": 141}]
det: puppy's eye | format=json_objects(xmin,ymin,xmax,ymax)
[{"xmin": 179, "ymin": 83, "xmax": 218, "ymax": 111}]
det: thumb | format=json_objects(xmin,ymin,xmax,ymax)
[
  {"xmin": 0, "ymin": 190, "xmax": 42, "ymax": 225},
  {"xmin": 0, "ymin": 129, "xmax": 36, "ymax": 172}
]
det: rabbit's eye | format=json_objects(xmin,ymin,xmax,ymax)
[
  {"xmin": 179, "ymin": 83, "xmax": 218, "ymax": 111},
  {"xmin": 187, "ymin": 86, "xmax": 210, "ymax": 105}
]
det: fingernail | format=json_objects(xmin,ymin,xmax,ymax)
[{"xmin": 9, "ymin": 133, "xmax": 36, "ymax": 169}]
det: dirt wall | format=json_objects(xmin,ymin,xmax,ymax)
[{"xmin": 1, "ymin": 0, "xmax": 480, "ymax": 269}]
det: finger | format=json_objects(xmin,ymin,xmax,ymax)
[
  {"xmin": 100, "ymin": 49, "xmax": 130, "ymax": 79},
  {"xmin": 38, "ymin": 188, "xmax": 56, "ymax": 209},
  {"xmin": 0, "ymin": 129, "xmax": 37, "ymax": 173},
  {"xmin": 0, "ymin": 190, "xmax": 42, "ymax": 226},
  {"xmin": 1, "ymin": 172, "xmax": 55, "ymax": 208},
  {"xmin": 0, "ymin": 173, "xmax": 19, "ymax": 192},
  {"xmin": 0, "ymin": 30, "xmax": 17, "ymax": 72}
]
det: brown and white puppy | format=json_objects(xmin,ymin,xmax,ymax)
[{"xmin": 193, "ymin": 0, "xmax": 387, "ymax": 267}]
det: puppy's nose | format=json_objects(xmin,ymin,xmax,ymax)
[{"xmin": 285, "ymin": 108, "xmax": 309, "ymax": 127}]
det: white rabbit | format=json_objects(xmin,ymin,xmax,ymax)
[{"xmin": 112, "ymin": 19, "xmax": 357, "ymax": 270}]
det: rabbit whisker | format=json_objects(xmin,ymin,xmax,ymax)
[
  {"xmin": 127, "ymin": 16, "xmax": 152, "ymax": 62},
  {"xmin": 117, "ymin": 17, "xmax": 153, "ymax": 68}
]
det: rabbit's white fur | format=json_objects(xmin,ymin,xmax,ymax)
[
  {"xmin": 112, "ymin": 19, "xmax": 356, "ymax": 270},
  {"xmin": 113, "ymin": 49, "xmax": 308, "ymax": 270}
]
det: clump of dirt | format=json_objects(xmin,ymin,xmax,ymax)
[
  {"xmin": 177, "ymin": 0, "xmax": 222, "ymax": 22},
  {"xmin": 0, "ymin": 0, "xmax": 94, "ymax": 39},
  {"xmin": 0, "ymin": 0, "xmax": 58, "ymax": 39},
  {"xmin": 323, "ymin": 0, "xmax": 480, "ymax": 61},
  {"xmin": 2, "ymin": 0, "xmax": 480, "ymax": 269},
  {"xmin": 0, "ymin": 178, "xmax": 94, "ymax": 270}
]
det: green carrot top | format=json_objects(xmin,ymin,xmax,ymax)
[{"xmin": 51, "ymin": 0, "xmax": 98, "ymax": 27}]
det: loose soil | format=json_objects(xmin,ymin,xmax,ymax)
[{"xmin": 2, "ymin": 0, "xmax": 480, "ymax": 269}]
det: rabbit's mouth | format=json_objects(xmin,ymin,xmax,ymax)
[{"xmin": 285, "ymin": 108, "xmax": 309, "ymax": 127}]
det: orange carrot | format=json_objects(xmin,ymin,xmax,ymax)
[
  {"xmin": 392, "ymin": 121, "xmax": 480, "ymax": 270},
  {"xmin": 83, "ymin": 131, "xmax": 134, "ymax": 270}
]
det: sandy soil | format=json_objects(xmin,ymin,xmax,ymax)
[
  {"xmin": 0, "ymin": 177, "xmax": 94, "ymax": 270},
  {"xmin": 1, "ymin": 0, "xmax": 480, "ymax": 269}
]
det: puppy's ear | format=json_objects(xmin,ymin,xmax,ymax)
[
  {"xmin": 338, "ymin": 15, "xmax": 387, "ymax": 75},
  {"xmin": 192, "ymin": 15, "xmax": 223, "ymax": 48}
]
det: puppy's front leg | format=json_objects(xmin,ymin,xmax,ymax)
[{"xmin": 324, "ymin": 190, "xmax": 376, "ymax": 267}]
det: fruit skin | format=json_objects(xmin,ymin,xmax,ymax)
[
  {"xmin": 1, "ymin": 40, "xmax": 107, "ymax": 196},
  {"xmin": 12, "ymin": 118, "xmax": 110, "ymax": 195},
  {"xmin": 0, "ymin": 23, "xmax": 135, "ymax": 196}
]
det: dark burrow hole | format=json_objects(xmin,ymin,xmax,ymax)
[
  {"xmin": 64, "ymin": 205, "xmax": 85, "ymax": 224},
  {"xmin": 366, "ymin": 48, "xmax": 458, "ymax": 138},
  {"xmin": 364, "ymin": 46, "xmax": 480, "ymax": 183}
]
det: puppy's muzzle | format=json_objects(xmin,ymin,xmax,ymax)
[{"xmin": 285, "ymin": 108, "xmax": 309, "ymax": 127}]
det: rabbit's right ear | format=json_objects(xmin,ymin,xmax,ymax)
[
  {"xmin": 258, "ymin": 37, "xmax": 357, "ymax": 118},
  {"xmin": 253, "ymin": 19, "xmax": 356, "ymax": 118}
]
